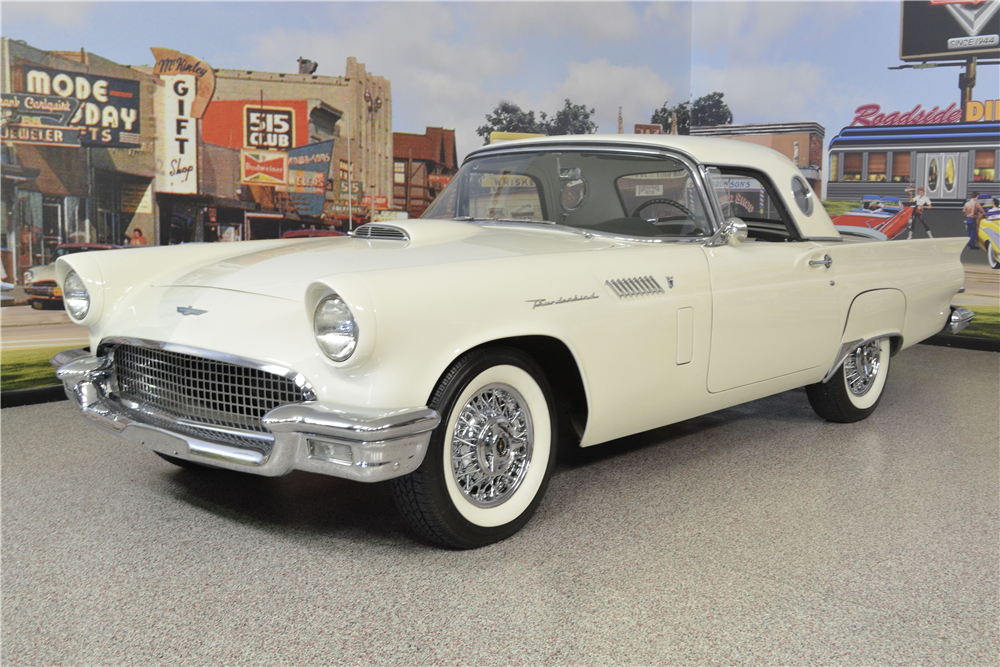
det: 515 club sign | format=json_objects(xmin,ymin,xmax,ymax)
[{"xmin": 245, "ymin": 106, "xmax": 294, "ymax": 149}]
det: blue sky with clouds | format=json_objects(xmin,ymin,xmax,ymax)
[{"xmin": 3, "ymin": 1, "xmax": 998, "ymax": 161}]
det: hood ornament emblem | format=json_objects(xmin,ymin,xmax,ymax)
[{"xmin": 177, "ymin": 306, "xmax": 207, "ymax": 316}]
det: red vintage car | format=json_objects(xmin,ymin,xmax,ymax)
[{"xmin": 831, "ymin": 196, "xmax": 913, "ymax": 240}]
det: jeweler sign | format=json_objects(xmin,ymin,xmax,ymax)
[{"xmin": 23, "ymin": 67, "xmax": 141, "ymax": 147}]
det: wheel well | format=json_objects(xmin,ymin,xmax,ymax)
[{"xmin": 436, "ymin": 336, "xmax": 589, "ymax": 446}]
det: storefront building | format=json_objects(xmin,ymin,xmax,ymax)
[
  {"xmin": 1, "ymin": 39, "xmax": 157, "ymax": 282},
  {"xmin": 691, "ymin": 122, "xmax": 825, "ymax": 193},
  {"xmin": 393, "ymin": 127, "xmax": 458, "ymax": 218}
]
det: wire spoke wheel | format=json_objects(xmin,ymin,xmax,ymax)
[
  {"xmin": 844, "ymin": 339, "xmax": 882, "ymax": 397},
  {"xmin": 806, "ymin": 338, "xmax": 891, "ymax": 423}
]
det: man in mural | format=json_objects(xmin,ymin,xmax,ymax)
[
  {"xmin": 963, "ymin": 193, "xmax": 986, "ymax": 249},
  {"xmin": 906, "ymin": 186, "xmax": 934, "ymax": 239}
]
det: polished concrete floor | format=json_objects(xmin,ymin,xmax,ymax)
[{"xmin": 2, "ymin": 344, "xmax": 997, "ymax": 665}]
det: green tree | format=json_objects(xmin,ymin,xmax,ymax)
[
  {"xmin": 651, "ymin": 100, "xmax": 690, "ymax": 135},
  {"xmin": 541, "ymin": 99, "xmax": 598, "ymax": 136},
  {"xmin": 691, "ymin": 92, "xmax": 733, "ymax": 128},
  {"xmin": 476, "ymin": 101, "xmax": 546, "ymax": 144}
]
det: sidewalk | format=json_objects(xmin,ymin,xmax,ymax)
[{"xmin": 952, "ymin": 264, "xmax": 1000, "ymax": 308}]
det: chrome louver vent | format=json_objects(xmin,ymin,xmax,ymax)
[
  {"xmin": 352, "ymin": 224, "xmax": 409, "ymax": 241},
  {"xmin": 605, "ymin": 276, "xmax": 665, "ymax": 299}
]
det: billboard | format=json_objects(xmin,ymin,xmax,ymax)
[
  {"xmin": 279, "ymin": 140, "xmax": 334, "ymax": 217},
  {"xmin": 201, "ymin": 100, "xmax": 309, "ymax": 150},
  {"xmin": 901, "ymin": 0, "xmax": 1000, "ymax": 61},
  {"xmin": 22, "ymin": 66, "xmax": 141, "ymax": 147}
]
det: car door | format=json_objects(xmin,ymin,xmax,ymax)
[{"xmin": 703, "ymin": 169, "xmax": 842, "ymax": 393}]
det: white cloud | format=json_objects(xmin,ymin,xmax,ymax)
[
  {"xmin": 691, "ymin": 61, "xmax": 831, "ymax": 122},
  {"xmin": 475, "ymin": 2, "xmax": 642, "ymax": 46},
  {"xmin": 543, "ymin": 59, "xmax": 675, "ymax": 132},
  {"xmin": 2, "ymin": 1, "xmax": 93, "ymax": 27}
]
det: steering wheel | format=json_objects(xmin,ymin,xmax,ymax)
[{"xmin": 632, "ymin": 198, "xmax": 697, "ymax": 220}]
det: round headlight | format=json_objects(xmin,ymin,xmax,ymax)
[
  {"xmin": 63, "ymin": 270, "xmax": 90, "ymax": 320},
  {"xmin": 314, "ymin": 295, "xmax": 358, "ymax": 361}
]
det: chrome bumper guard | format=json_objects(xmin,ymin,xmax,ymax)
[
  {"xmin": 52, "ymin": 349, "xmax": 440, "ymax": 482},
  {"xmin": 944, "ymin": 306, "xmax": 974, "ymax": 335}
]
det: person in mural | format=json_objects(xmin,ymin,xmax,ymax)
[
  {"xmin": 963, "ymin": 193, "xmax": 986, "ymax": 249},
  {"xmin": 129, "ymin": 228, "xmax": 148, "ymax": 246},
  {"xmin": 906, "ymin": 186, "xmax": 934, "ymax": 239}
]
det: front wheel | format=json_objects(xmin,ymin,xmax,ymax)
[
  {"xmin": 391, "ymin": 348, "xmax": 557, "ymax": 548},
  {"xmin": 806, "ymin": 338, "xmax": 891, "ymax": 423},
  {"xmin": 987, "ymin": 241, "xmax": 1000, "ymax": 270}
]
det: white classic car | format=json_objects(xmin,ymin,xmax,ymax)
[{"xmin": 53, "ymin": 135, "xmax": 972, "ymax": 548}]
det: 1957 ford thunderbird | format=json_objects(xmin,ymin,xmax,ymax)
[{"xmin": 53, "ymin": 135, "xmax": 973, "ymax": 548}]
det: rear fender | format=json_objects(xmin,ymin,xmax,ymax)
[{"xmin": 822, "ymin": 289, "xmax": 905, "ymax": 383}]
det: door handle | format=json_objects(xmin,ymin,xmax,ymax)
[{"xmin": 809, "ymin": 254, "xmax": 833, "ymax": 269}]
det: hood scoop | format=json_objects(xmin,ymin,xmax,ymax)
[{"xmin": 352, "ymin": 224, "xmax": 409, "ymax": 241}]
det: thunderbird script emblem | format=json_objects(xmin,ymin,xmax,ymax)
[{"xmin": 177, "ymin": 306, "xmax": 207, "ymax": 316}]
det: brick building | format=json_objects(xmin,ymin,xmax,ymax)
[{"xmin": 393, "ymin": 127, "xmax": 458, "ymax": 218}]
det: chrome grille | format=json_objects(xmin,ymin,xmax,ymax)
[
  {"xmin": 111, "ymin": 344, "xmax": 307, "ymax": 448},
  {"xmin": 605, "ymin": 276, "xmax": 665, "ymax": 299},
  {"xmin": 353, "ymin": 224, "xmax": 409, "ymax": 241}
]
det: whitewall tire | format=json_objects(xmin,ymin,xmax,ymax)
[
  {"xmin": 806, "ymin": 338, "xmax": 891, "ymax": 423},
  {"xmin": 392, "ymin": 348, "xmax": 558, "ymax": 548}
]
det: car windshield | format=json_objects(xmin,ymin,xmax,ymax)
[{"xmin": 423, "ymin": 150, "xmax": 713, "ymax": 238}]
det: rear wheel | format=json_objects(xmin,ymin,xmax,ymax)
[
  {"xmin": 806, "ymin": 338, "xmax": 891, "ymax": 423},
  {"xmin": 392, "ymin": 348, "xmax": 557, "ymax": 548}
]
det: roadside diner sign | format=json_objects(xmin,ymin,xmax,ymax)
[
  {"xmin": 849, "ymin": 99, "xmax": 1000, "ymax": 125},
  {"xmin": 241, "ymin": 149, "xmax": 289, "ymax": 185},
  {"xmin": 901, "ymin": 0, "xmax": 1000, "ymax": 61},
  {"xmin": 23, "ymin": 66, "xmax": 141, "ymax": 147}
]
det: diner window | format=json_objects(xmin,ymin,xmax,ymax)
[
  {"xmin": 974, "ymin": 151, "xmax": 996, "ymax": 182},
  {"xmin": 867, "ymin": 153, "xmax": 887, "ymax": 182},
  {"xmin": 891, "ymin": 152, "xmax": 911, "ymax": 182},
  {"xmin": 843, "ymin": 153, "xmax": 862, "ymax": 181},
  {"xmin": 829, "ymin": 154, "xmax": 839, "ymax": 182}
]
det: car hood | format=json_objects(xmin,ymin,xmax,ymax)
[{"xmin": 152, "ymin": 219, "xmax": 618, "ymax": 300}]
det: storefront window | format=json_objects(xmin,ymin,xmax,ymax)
[
  {"xmin": 829, "ymin": 154, "xmax": 839, "ymax": 182},
  {"xmin": 866, "ymin": 153, "xmax": 887, "ymax": 182},
  {"xmin": 974, "ymin": 151, "xmax": 996, "ymax": 182},
  {"xmin": 891, "ymin": 153, "xmax": 911, "ymax": 183},
  {"xmin": 843, "ymin": 153, "xmax": 862, "ymax": 181}
]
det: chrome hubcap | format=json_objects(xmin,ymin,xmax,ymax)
[
  {"xmin": 451, "ymin": 383, "xmax": 532, "ymax": 507},
  {"xmin": 844, "ymin": 339, "xmax": 881, "ymax": 396}
]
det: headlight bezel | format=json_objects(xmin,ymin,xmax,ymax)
[
  {"xmin": 62, "ymin": 270, "xmax": 91, "ymax": 321},
  {"xmin": 313, "ymin": 293, "xmax": 359, "ymax": 362}
]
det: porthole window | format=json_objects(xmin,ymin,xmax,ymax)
[{"xmin": 791, "ymin": 176, "xmax": 814, "ymax": 216}]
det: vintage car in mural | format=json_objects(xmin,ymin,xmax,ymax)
[
  {"xmin": 22, "ymin": 243, "xmax": 124, "ymax": 309},
  {"xmin": 52, "ymin": 135, "xmax": 972, "ymax": 548},
  {"xmin": 830, "ymin": 195, "xmax": 913, "ymax": 240},
  {"xmin": 975, "ymin": 194, "xmax": 1000, "ymax": 270}
]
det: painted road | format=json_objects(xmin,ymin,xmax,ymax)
[{"xmin": 1, "ymin": 307, "xmax": 88, "ymax": 351}]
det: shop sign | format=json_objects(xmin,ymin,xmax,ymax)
[
  {"xmin": 151, "ymin": 48, "xmax": 215, "ymax": 118},
  {"xmin": 361, "ymin": 195, "xmax": 389, "ymax": 210},
  {"xmin": 428, "ymin": 174, "xmax": 452, "ymax": 188},
  {"xmin": 157, "ymin": 75, "xmax": 198, "ymax": 194},
  {"xmin": 241, "ymin": 150, "xmax": 288, "ymax": 185},
  {"xmin": 279, "ymin": 140, "xmax": 333, "ymax": 216},
  {"xmin": 966, "ymin": 99, "xmax": 1000, "ymax": 122},
  {"xmin": 634, "ymin": 123, "xmax": 663, "ymax": 134},
  {"xmin": 1, "ymin": 93, "xmax": 79, "ymax": 125},
  {"xmin": 24, "ymin": 66, "xmax": 141, "ymax": 147},
  {"xmin": 850, "ymin": 103, "xmax": 963, "ymax": 127},
  {"xmin": 0, "ymin": 123, "xmax": 80, "ymax": 147},
  {"xmin": 245, "ymin": 106, "xmax": 295, "ymax": 149},
  {"xmin": 337, "ymin": 180, "xmax": 364, "ymax": 202},
  {"xmin": 901, "ymin": 1, "xmax": 1000, "ymax": 61}
]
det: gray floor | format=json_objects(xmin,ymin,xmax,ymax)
[{"xmin": 2, "ymin": 344, "xmax": 998, "ymax": 666}]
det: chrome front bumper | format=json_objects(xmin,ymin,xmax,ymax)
[{"xmin": 52, "ymin": 348, "xmax": 440, "ymax": 481}]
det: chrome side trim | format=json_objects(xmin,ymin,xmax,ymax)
[
  {"xmin": 605, "ymin": 276, "xmax": 664, "ymax": 298},
  {"xmin": 945, "ymin": 306, "xmax": 974, "ymax": 335},
  {"xmin": 98, "ymin": 336, "xmax": 316, "ymax": 401}
]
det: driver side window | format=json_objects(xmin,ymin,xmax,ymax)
[
  {"xmin": 615, "ymin": 169, "xmax": 711, "ymax": 237},
  {"xmin": 712, "ymin": 168, "xmax": 800, "ymax": 242}
]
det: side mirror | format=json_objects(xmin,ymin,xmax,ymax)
[{"xmin": 704, "ymin": 217, "xmax": 748, "ymax": 247}]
